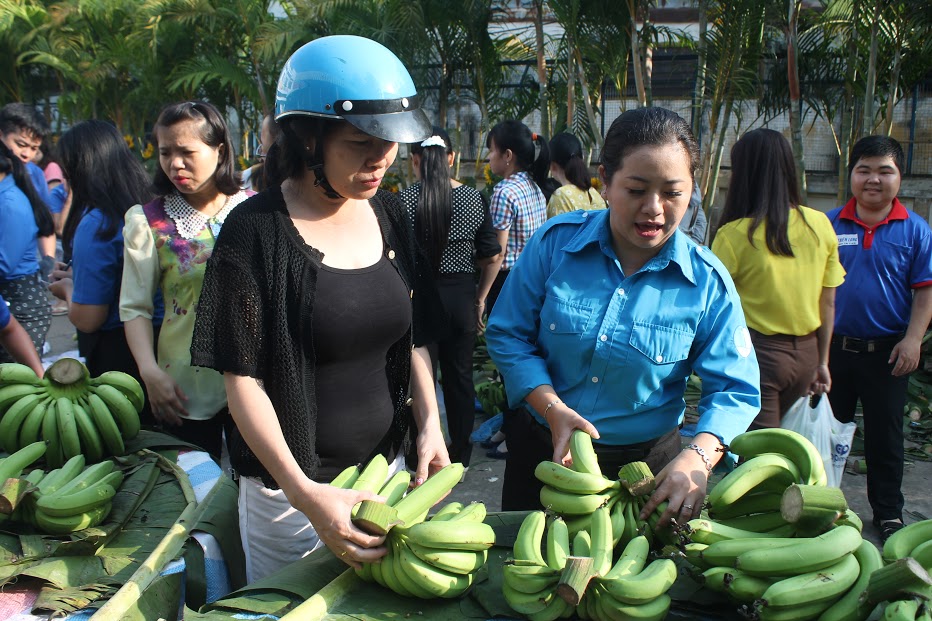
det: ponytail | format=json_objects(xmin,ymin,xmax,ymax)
[
  {"xmin": 529, "ymin": 133, "xmax": 550, "ymax": 190},
  {"xmin": 563, "ymin": 155, "xmax": 591, "ymax": 192},
  {"xmin": 411, "ymin": 128, "xmax": 454, "ymax": 274}
]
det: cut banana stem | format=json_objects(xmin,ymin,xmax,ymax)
[
  {"xmin": 866, "ymin": 558, "xmax": 932, "ymax": 604},
  {"xmin": 556, "ymin": 555, "xmax": 595, "ymax": 606},
  {"xmin": 617, "ymin": 461, "xmax": 655, "ymax": 496},
  {"xmin": 352, "ymin": 500, "xmax": 400, "ymax": 535},
  {"xmin": 780, "ymin": 484, "xmax": 848, "ymax": 523}
]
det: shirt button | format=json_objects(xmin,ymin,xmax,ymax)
[
  {"xmin": 617, "ymin": 288, "xmax": 625, "ymax": 296},
  {"xmin": 582, "ymin": 212, "xmax": 588, "ymax": 218},
  {"xmin": 388, "ymin": 249, "xmax": 396, "ymax": 259},
  {"xmin": 591, "ymin": 376, "xmax": 599, "ymax": 383},
  {"xmin": 600, "ymin": 334, "xmax": 608, "ymax": 342},
  {"xmin": 655, "ymin": 354, "xmax": 664, "ymax": 362},
  {"xmin": 405, "ymin": 397, "xmax": 413, "ymax": 406},
  {"xmin": 549, "ymin": 323, "xmax": 556, "ymax": 331}
]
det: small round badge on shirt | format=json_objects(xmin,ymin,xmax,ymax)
[
  {"xmin": 734, "ymin": 326, "xmax": 753, "ymax": 358},
  {"xmin": 387, "ymin": 249, "xmax": 396, "ymax": 260}
]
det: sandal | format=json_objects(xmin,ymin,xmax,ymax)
[
  {"xmin": 878, "ymin": 519, "xmax": 904, "ymax": 544},
  {"xmin": 486, "ymin": 446, "xmax": 508, "ymax": 460}
]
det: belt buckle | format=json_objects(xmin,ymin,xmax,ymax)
[{"xmin": 841, "ymin": 336, "xmax": 861, "ymax": 354}]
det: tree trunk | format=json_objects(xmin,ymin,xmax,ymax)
[
  {"xmin": 703, "ymin": 97, "xmax": 735, "ymax": 219},
  {"xmin": 883, "ymin": 42, "xmax": 903, "ymax": 137},
  {"xmin": 567, "ymin": 32, "xmax": 576, "ymax": 128},
  {"xmin": 628, "ymin": 0, "xmax": 646, "ymax": 107},
  {"xmin": 838, "ymin": 0, "xmax": 860, "ymax": 202},
  {"xmin": 862, "ymin": 1, "xmax": 881, "ymax": 135},
  {"xmin": 575, "ymin": 48, "xmax": 604, "ymax": 149},
  {"xmin": 642, "ymin": 6, "xmax": 653, "ymax": 107},
  {"xmin": 691, "ymin": 0, "xmax": 709, "ymax": 138},
  {"xmin": 534, "ymin": 0, "xmax": 550, "ymax": 136},
  {"xmin": 787, "ymin": 0, "xmax": 808, "ymax": 203}
]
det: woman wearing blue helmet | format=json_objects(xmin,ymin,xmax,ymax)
[{"xmin": 192, "ymin": 36, "xmax": 450, "ymax": 581}]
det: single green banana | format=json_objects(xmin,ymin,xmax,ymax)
[
  {"xmin": 72, "ymin": 400, "xmax": 104, "ymax": 463},
  {"xmin": 737, "ymin": 525, "xmax": 862, "ymax": 576},
  {"xmin": 49, "ymin": 460, "xmax": 116, "ymax": 498},
  {"xmin": 564, "ymin": 512, "xmax": 592, "ymax": 537},
  {"xmin": 882, "ymin": 600, "xmax": 921, "ymax": 621},
  {"xmin": 726, "ymin": 570, "xmax": 776, "ymax": 603},
  {"xmin": 377, "ymin": 469, "xmax": 411, "ymax": 506},
  {"xmin": 0, "ymin": 383, "xmax": 44, "ymax": 415},
  {"xmin": 729, "ymin": 428, "xmax": 828, "ymax": 486},
  {"xmin": 514, "ymin": 511, "xmax": 548, "ymax": 566},
  {"xmin": 534, "ymin": 460, "xmax": 617, "ymax": 495},
  {"xmin": 34, "ymin": 501, "xmax": 112, "ymax": 535},
  {"xmin": 883, "ymin": 519, "xmax": 932, "ymax": 563},
  {"xmin": 330, "ymin": 464, "xmax": 360, "ymax": 488},
  {"xmin": 525, "ymin": 589, "xmax": 570, "ymax": 621},
  {"xmin": 700, "ymin": 536, "xmax": 798, "ymax": 567},
  {"xmin": 540, "ymin": 485, "xmax": 613, "ymax": 515},
  {"xmin": 502, "ymin": 580, "xmax": 557, "ymax": 616},
  {"xmin": 402, "ymin": 520, "xmax": 495, "ymax": 551},
  {"xmin": 622, "ymin": 496, "xmax": 640, "ymax": 547},
  {"xmin": 545, "ymin": 516, "xmax": 570, "ymax": 571},
  {"xmin": 36, "ymin": 454, "xmax": 86, "ymax": 496},
  {"xmin": 910, "ymin": 539, "xmax": 932, "ymax": 572},
  {"xmin": 590, "ymin": 505, "xmax": 613, "ymax": 577},
  {"xmin": 41, "ymin": 401, "xmax": 63, "ymax": 467},
  {"xmin": 700, "ymin": 566, "xmax": 735, "ymax": 596},
  {"xmin": 0, "ymin": 393, "xmax": 44, "ymax": 452},
  {"xmin": 404, "ymin": 540, "xmax": 486, "ymax": 575},
  {"xmin": 388, "ymin": 540, "xmax": 433, "ymax": 598},
  {"xmin": 609, "ymin": 496, "xmax": 626, "ymax": 546},
  {"xmin": 0, "ymin": 440, "xmax": 47, "ymax": 482},
  {"xmin": 448, "ymin": 501, "xmax": 487, "ymax": 523},
  {"xmin": 396, "ymin": 542, "xmax": 472, "ymax": 598},
  {"xmin": 569, "ymin": 430, "xmax": 602, "ymax": 476},
  {"xmin": 36, "ymin": 475, "xmax": 120, "ymax": 517},
  {"xmin": 718, "ymin": 510, "xmax": 791, "ymax": 533},
  {"xmin": 686, "ymin": 518, "xmax": 788, "ymax": 545},
  {"xmin": 707, "ymin": 453, "xmax": 801, "ymax": 508},
  {"xmin": 759, "ymin": 553, "xmax": 860, "ymax": 609},
  {"xmin": 55, "ymin": 397, "xmax": 82, "ymax": 460},
  {"xmin": 380, "ymin": 551, "xmax": 416, "ymax": 598},
  {"xmin": 606, "ymin": 535, "xmax": 650, "ymax": 579},
  {"xmin": 85, "ymin": 392, "xmax": 125, "ymax": 456},
  {"xmin": 502, "ymin": 563, "xmax": 560, "ymax": 594},
  {"xmin": 91, "ymin": 383, "xmax": 141, "ymax": 439},
  {"xmin": 709, "ymin": 491, "xmax": 784, "ymax": 520},
  {"xmin": 682, "ymin": 542, "xmax": 711, "ymax": 570},
  {"xmin": 428, "ymin": 502, "xmax": 463, "ymax": 521},
  {"xmin": 818, "ymin": 538, "xmax": 884, "ymax": 621},
  {"xmin": 351, "ymin": 454, "xmax": 389, "ymax": 493},
  {"xmin": 757, "ymin": 597, "xmax": 836, "ymax": 621},
  {"xmin": 0, "ymin": 362, "xmax": 43, "ymax": 387},
  {"xmin": 573, "ymin": 530, "xmax": 591, "ymax": 557},
  {"xmin": 92, "ymin": 371, "xmax": 145, "ymax": 413},
  {"xmin": 17, "ymin": 398, "xmax": 50, "ymax": 450},
  {"xmin": 592, "ymin": 590, "xmax": 671, "ymax": 621},
  {"xmin": 602, "ymin": 558, "xmax": 677, "ymax": 605},
  {"xmin": 392, "ymin": 463, "xmax": 463, "ymax": 526}
]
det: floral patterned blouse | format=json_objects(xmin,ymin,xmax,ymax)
[{"xmin": 119, "ymin": 190, "xmax": 251, "ymax": 420}]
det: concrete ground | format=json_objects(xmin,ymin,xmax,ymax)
[{"xmin": 41, "ymin": 314, "xmax": 932, "ymax": 547}]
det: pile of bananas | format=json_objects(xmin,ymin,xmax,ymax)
[
  {"xmin": 0, "ymin": 360, "xmax": 143, "ymax": 466},
  {"xmin": 475, "ymin": 380, "xmax": 507, "ymax": 416},
  {"xmin": 330, "ymin": 455, "xmax": 495, "ymax": 599},
  {"xmin": 536, "ymin": 430, "xmax": 672, "ymax": 548},
  {"xmin": 870, "ymin": 519, "xmax": 932, "ymax": 621}
]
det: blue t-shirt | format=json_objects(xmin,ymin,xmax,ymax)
[
  {"xmin": 48, "ymin": 184, "xmax": 68, "ymax": 215},
  {"xmin": 0, "ymin": 293, "xmax": 10, "ymax": 329},
  {"xmin": 72, "ymin": 208, "xmax": 164, "ymax": 331},
  {"xmin": 26, "ymin": 162, "xmax": 53, "ymax": 210},
  {"xmin": 485, "ymin": 208, "xmax": 761, "ymax": 447},
  {"xmin": 0, "ymin": 175, "xmax": 40, "ymax": 280},
  {"xmin": 828, "ymin": 198, "xmax": 932, "ymax": 339}
]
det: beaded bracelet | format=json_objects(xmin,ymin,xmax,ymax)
[
  {"xmin": 542, "ymin": 399, "xmax": 562, "ymax": 418},
  {"xmin": 683, "ymin": 443, "xmax": 714, "ymax": 473}
]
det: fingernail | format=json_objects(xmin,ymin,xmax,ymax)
[{"xmin": 415, "ymin": 478, "xmax": 424, "ymax": 485}]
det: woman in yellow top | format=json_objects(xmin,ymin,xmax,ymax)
[
  {"xmin": 546, "ymin": 132, "xmax": 605, "ymax": 219},
  {"xmin": 711, "ymin": 129, "xmax": 845, "ymax": 428}
]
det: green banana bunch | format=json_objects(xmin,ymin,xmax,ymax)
[
  {"xmin": 503, "ymin": 511, "xmax": 573, "ymax": 621},
  {"xmin": 0, "ymin": 360, "xmax": 143, "ymax": 462},
  {"xmin": 753, "ymin": 553, "xmax": 861, "ymax": 617},
  {"xmin": 882, "ymin": 518, "xmax": 932, "ymax": 565},
  {"xmin": 727, "ymin": 428, "xmax": 828, "ymax": 487},
  {"xmin": 475, "ymin": 381, "xmax": 507, "ymax": 415},
  {"xmin": 19, "ymin": 458, "xmax": 122, "ymax": 534}
]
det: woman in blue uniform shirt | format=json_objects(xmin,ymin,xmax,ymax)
[{"xmin": 485, "ymin": 107, "xmax": 760, "ymax": 523}]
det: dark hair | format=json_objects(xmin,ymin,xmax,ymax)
[
  {"xmin": 848, "ymin": 135, "xmax": 905, "ymax": 176},
  {"xmin": 550, "ymin": 132, "xmax": 591, "ymax": 192},
  {"xmin": 264, "ymin": 116, "xmax": 343, "ymax": 187},
  {"xmin": 486, "ymin": 120, "xmax": 550, "ymax": 189},
  {"xmin": 0, "ymin": 102, "xmax": 48, "ymax": 139},
  {"xmin": 0, "ymin": 140, "xmax": 54, "ymax": 238},
  {"xmin": 601, "ymin": 107, "xmax": 699, "ymax": 183},
  {"xmin": 151, "ymin": 101, "xmax": 240, "ymax": 196},
  {"xmin": 718, "ymin": 129, "xmax": 802, "ymax": 257},
  {"xmin": 255, "ymin": 115, "xmax": 283, "ymax": 192},
  {"xmin": 58, "ymin": 120, "xmax": 154, "ymax": 256},
  {"xmin": 410, "ymin": 127, "xmax": 454, "ymax": 272}
]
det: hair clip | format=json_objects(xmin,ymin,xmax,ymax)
[
  {"xmin": 420, "ymin": 135, "xmax": 446, "ymax": 149},
  {"xmin": 531, "ymin": 132, "xmax": 538, "ymax": 140}
]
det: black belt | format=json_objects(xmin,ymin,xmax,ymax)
[{"xmin": 832, "ymin": 334, "xmax": 903, "ymax": 354}]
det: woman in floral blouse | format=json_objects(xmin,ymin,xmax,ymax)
[{"xmin": 120, "ymin": 101, "xmax": 251, "ymax": 457}]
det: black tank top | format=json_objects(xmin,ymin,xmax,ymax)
[{"xmin": 312, "ymin": 254, "xmax": 411, "ymax": 480}]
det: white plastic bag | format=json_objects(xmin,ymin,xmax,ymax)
[{"xmin": 781, "ymin": 395, "xmax": 856, "ymax": 487}]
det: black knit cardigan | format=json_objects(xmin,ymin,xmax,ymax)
[{"xmin": 190, "ymin": 187, "xmax": 443, "ymax": 489}]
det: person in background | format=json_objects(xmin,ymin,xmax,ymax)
[
  {"xmin": 711, "ymin": 128, "xmax": 844, "ymax": 429},
  {"xmin": 0, "ymin": 293, "xmax": 44, "ymax": 377},
  {"xmin": 475, "ymin": 119, "xmax": 550, "ymax": 460},
  {"xmin": 400, "ymin": 126, "xmax": 500, "ymax": 469},
  {"xmin": 241, "ymin": 114, "xmax": 281, "ymax": 192},
  {"xmin": 546, "ymin": 132, "xmax": 605, "ymax": 219},
  {"xmin": 48, "ymin": 120, "xmax": 163, "ymax": 426},
  {"xmin": 0, "ymin": 141, "xmax": 54, "ymax": 363},
  {"xmin": 190, "ymin": 36, "xmax": 449, "ymax": 582},
  {"xmin": 0, "ymin": 103, "xmax": 56, "ymax": 277},
  {"xmin": 121, "ymin": 101, "xmax": 251, "ymax": 458},
  {"xmin": 485, "ymin": 107, "xmax": 760, "ymax": 519},
  {"xmin": 679, "ymin": 181, "xmax": 708, "ymax": 245},
  {"xmin": 826, "ymin": 136, "xmax": 932, "ymax": 543}
]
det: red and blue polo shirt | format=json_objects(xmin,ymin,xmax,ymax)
[{"xmin": 827, "ymin": 197, "xmax": 932, "ymax": 339}]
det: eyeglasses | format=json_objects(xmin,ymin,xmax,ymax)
[{"xmin": 256, "ymin": 144, "xmax": 266, "ymax": 161}]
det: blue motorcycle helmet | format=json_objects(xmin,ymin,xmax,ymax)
[{"xmin": 275, "ymin": 35, "xmax": 431, "ymax": 144}]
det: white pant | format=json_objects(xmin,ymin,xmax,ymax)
[{"xmin": 238, "ymin": 454, "xmax": 406, "ymax": 583}]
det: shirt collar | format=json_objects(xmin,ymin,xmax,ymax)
[
  {"xmin": 839, "ymin": 196, "xmax": 908, "ymax": 226},
  {"xmin": 562, "ymin": 210, "xmax": 696, "ymax": 284},
  {"xmin": 0, "ymin": 175, "xmax": 14, "ymax": 193}
]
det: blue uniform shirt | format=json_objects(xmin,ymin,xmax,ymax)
[
  {"xmin": 72, "ymin": 208, "xmax": 164, "ymax": 331},
  {"xmin": 26, "ymin": 162, "xmax": 53, "ymax": 209},
  {"xmin": 828, "ymin": 198, "xmax": 932, "ymax": 339},
  {"xmin": 0, "ymin": 293, "xmax": 10, "ymax": 329},
  {"xmin": 486, "ymin": 209, "xmax": 760, "ymax": 447},
  {"xmin": 0, "ymin": 175, "xmax": 40, "ymax": 280}
]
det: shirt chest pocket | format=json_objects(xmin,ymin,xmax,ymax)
[
  {"xmin": 624, "ymin": 322, "xmax": 695, "ymax": 406},
  {"xmin": 540, "ymin": 297, "xmax": 594, "ymax": 336}
]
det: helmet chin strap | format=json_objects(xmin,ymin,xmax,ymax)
[{"xmin": 307, "ymin": 163, "xmax": 344, "ymax": 199}]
